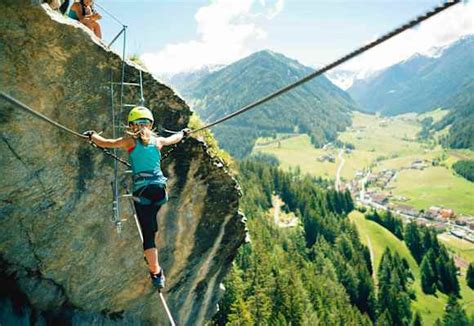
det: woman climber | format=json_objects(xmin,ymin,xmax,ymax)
[
  {"xmin": 67, "ymin": 0, "xmax": 102, "ymax": 38},
  {"xmin": 84, "ymin": 106, "xmax": 189, "ymax": 289}
]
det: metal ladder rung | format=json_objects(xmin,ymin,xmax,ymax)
[
  {"xmin": 120, "ymin": 194, "xmax": 134, "ymax": 198},
  {"xmin": 123, "ymin": 104, "xmax": 138, "ymax": 107},
  {"xmin": 112, "ymin": 82, "xmax": 141, "ymax": 86}
]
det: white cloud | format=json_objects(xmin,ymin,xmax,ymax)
[
  {"xmin": 141, "ymin": 0, "xmax": 284, "ymax": 75},
  {"xmin": 342, "ymin": 1, "xmax": 474, "ymax": 74}
]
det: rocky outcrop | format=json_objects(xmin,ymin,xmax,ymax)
[{"xmin": 0, "ymin": 1, "xmax": 245, "ymax": 324}]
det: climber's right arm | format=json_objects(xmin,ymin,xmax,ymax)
[{"xmin": 89, "ymin": 133, "xmax": 134, "ymax": 149}]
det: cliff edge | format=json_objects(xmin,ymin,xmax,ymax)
[{"xmin": 0, "ymin": 1, "xmax": 245, "ymax": 324}]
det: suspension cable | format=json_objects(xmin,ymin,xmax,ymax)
[
  {"xmin": 0, "ymin": 91, "xmax": 131, "ymax": 167},
  {"xmin": 1, "ymin": 92, "xmax": 87, "ymax": 139},
  {"xmin": 190, "ymin": 0, "xmax": 461, "ymax": 134},
  {"xmin": 94, "ymin": 1, "xmax": 126, "ymax": 26}
]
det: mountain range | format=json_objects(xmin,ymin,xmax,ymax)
[
  {"xmin": 347, "ymin": 35, "xmax": 474, "ymax": 116},
  {"xmin": 169, "ymin": 50, "xmax": 357, "ymax": 158}
]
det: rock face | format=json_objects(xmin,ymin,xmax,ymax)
[{"xmin": 0, "ymin": 1, "xmax": 245, "ymax": 324}]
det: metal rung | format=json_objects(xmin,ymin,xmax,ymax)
[
  {"xmin": 120, "ymin": 194, "xmax": 133, "ymax": 198},
  {"xmin": 124, "ymin": 170, "xmax": 133, "ymax": 174},
  {"xmin": 123, "ymin": 104, "xmax": 138, "ymax": 107},
  {"xmin": 112, "ymin": 82, "xmax": 141, "ymax": 86}
]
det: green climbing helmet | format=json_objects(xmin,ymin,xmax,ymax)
[{"xmin": 127, "ymin": 106, "xmax": 154, "ymax": 124}]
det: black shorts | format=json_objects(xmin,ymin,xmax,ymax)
[{"xmin": 133, "ymin": 184, "xmax": 167, "ymax": 249}]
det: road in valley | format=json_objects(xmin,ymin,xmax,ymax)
[{"xmin": 335, "ymin": 149, "xmax": 345, "ymax": 190}]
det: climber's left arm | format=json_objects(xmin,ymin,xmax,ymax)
[{"xmin": 156, "ymin": 129, "xmax": 190, "ymax": 150}]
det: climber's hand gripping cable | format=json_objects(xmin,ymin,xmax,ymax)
[
  {"xmin": 181, "ymin": 128, "xmax": 191, "ymax": 138},
  {"xmin": 83, "ymin": 130, "xmax": 97, "ymax": 141}
]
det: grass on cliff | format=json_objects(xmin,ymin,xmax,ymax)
[
  {"xmin": 188, "ymin": 114, "xmax": 234, "ymax": 168},
  {"xmin": 350, "ymin": 211, "xmax": 474, "ymax": 325}
]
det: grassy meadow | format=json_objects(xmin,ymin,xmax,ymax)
[
  {"xmin": 438, "ymin": 233, "xmax": 474, "ymax": 267},
  {"xmin": 391, "ymin": 167, "xmax": 474, "ymax": 215},
  {"xmin": 254, "ymin": 134, "xmax": 338, "ymax": 179}
]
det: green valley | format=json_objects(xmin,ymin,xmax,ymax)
[{"xmin": 254, "ymin": 111, "xmax": 474, "ymax": 215}]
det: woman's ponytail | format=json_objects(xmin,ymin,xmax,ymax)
[
  {"xmin": 139, "ymin": 127, "xmax": 152, "ymax": 145},
  {"xmin": 125, "ymin": 124, "xmax": 156, "ymax": 145}
]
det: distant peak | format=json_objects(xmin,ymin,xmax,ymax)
[
  {"xmin": 246, "ymin": 49, "xmax": 305, "ymax": 67},
  {"xmin": 252, "ymin": 49, "xmax": 279, "ymax": 57}
]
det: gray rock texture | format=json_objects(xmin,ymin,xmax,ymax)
[{"xmin": 0, "ymin": 1, "xmax": 245, "ymax": 324}]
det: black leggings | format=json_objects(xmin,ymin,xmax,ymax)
[{"xmin": 133, "ymin": 184, "xmax": 167, "ymax": 250}]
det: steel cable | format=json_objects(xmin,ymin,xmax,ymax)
[
  {"xmin": 0, "ymin": 91, "xmax": 131, "ymax": 167},
  {"xmin": 190, "ymin": 0, "xmax": 461, "ymax": 134}
]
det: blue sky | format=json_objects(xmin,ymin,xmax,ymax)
[{"xmin": 97, "ymin": 0, "xmax": 474, "ymax": 76}]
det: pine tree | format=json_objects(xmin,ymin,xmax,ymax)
[
  {"xmin": 442, "ymin": 296, "xmax": 469, "ymax": 326},
  {"xmin": 420, "ymin": 255, "xmax": 436, "ymax": 294},
  {"xmin": 466, "ymin": 263, "xmax": 474, "ymax": 289},
  {"xmin": 436, "ymin": 248, "xmax": 460, "ymax": 296},
  {"xmin": 214, "ymin": 266, "xmax": 246, "ymax": 325},
  {"xmin": 247, "ymin": 251, "xmax": 273, "ymax": 324},
  {"xmin": 377, "ymin": 249, "xmax": 412, "ymax": 325},
  {"xmin": 227, "ymin": 298, "xmax": 254, "ymax": 326},
  {"xmin": 405, "ymin": 222, "xmax": 423, "ymax": 263},
  {"xmin": 377, "ymin": 310, "xmax": 393, "ymax": 326},
  {"xmin": 411, "ymin": 311, "xmax": 423, "ymax": 326}
]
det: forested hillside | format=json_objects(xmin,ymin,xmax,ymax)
[
  {"xmin": 453, "ymin": 160, "xmax": 474, "ymax": 182},
  {"xmin": 210, "ymin": 160, "xmax": 473, "ymax": 325},
  {"xmin": 174, "ymin": 50, "xmax": 357, "ymax": 158},
  {"xmin": 348, "ymin": 36, "xmax": 474, "ymax": 116},
  {"xmin": 432, "ymin": 80, "xmax": 474, "ymax": 149},
  {"xmin": 213, "ymin": 160, "xmax": 374, "ymax": 324}
]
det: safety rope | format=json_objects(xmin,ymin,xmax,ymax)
[
  {"xmin": 190, "ymin": 0, "xmax": 461, "ymax": 134},
  {"xmin": 88, "ymin": 141, "xmax": 131, "ymax": 167},
  {"xmin": 161, "ymin": 143, "xmax": 180, "ymax": 161},
  {"xmin": 0, "ymin": 92, "xmax": 131, "ymax": 167}
]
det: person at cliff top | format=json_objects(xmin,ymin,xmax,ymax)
[
  {"xmin": 84, "ymin": 106, "xmax": 190, "ymax": 289},
  {"xmin": 68, "ymin": 0, "xmax": 102, "ymax": 38}
]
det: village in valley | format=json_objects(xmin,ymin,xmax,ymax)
[
  {"xmin": 256, "ymin": 111, "xmax": 474, "ymax": 247},
  {"xmin": 341, "ymin": 158, "xmax": 474, "ymax": 244}
]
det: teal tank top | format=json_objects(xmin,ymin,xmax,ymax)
[
  {"xmin": 68, "ymin": 8, "xmax": 79, "ymax": 21},
  {"xmin": 129, "ymin": 136, "xmax": 167, "ymax": 192}
]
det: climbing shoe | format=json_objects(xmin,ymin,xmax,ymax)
[{"xmin": 150, "ymin": 269, "xmax": 165, "ymax": 290}]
